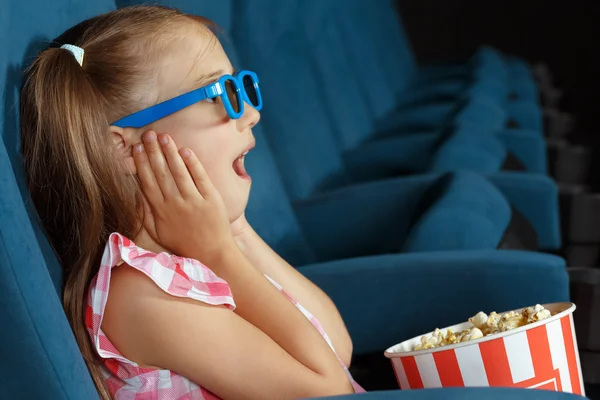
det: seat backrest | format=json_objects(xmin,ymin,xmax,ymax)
[
  {"xmin": 326, "ymin": 1, "xmax": 413, "ymax": 121},
  {"xmin": 295, "ymin": 1, "xmax": 375, "ymax": 150},
  {"xmin": 0, "ymin": 6, "xmax": 7, "ymax": 111},
  {"xmin": 347, "ymin": 0, "xmax": 418, "ymax": 95},
  {"xmin": 244, "ymin": 127, "xmax": 318, "ymax": 265},
  {"xmin": 326, "ymin": 5, "xmax": 396, "ymax": 122},
  {"xmin": 0, "ymin": 141, "xmax": 99, "ymax": 399},
  {"xmin": 232, "ymin": 0, "xmax": 352, "ymax": 200},
  {"xmin": 0, "ymin": 0, "xmax": 118, "ymax": 397}
]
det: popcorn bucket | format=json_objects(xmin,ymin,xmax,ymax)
[{"xmin": 384, "ymin": 303, "xmax": 584, "ymax": 395}]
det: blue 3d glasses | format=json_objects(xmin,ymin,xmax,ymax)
[{"xmin": 113, "ymin": 70, "xmax": 263, "ymax": 128}]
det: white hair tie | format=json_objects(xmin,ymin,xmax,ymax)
[{"xmin": 60, "ymin": 44, "xmax": 84, "ymax": 67}]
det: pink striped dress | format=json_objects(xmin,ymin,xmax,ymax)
[{"xmin": 86, "ymin": 232, "xmax": 365, "ymax": 399}]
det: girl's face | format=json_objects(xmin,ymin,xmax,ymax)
[{"xmin": 117, "ymin": 28, "xmax": 260, "ymax": 222}]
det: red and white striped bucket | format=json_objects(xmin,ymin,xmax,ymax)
[{"xmin": 385, "ymin": 302, "xmax": 584, "ymax": 395}]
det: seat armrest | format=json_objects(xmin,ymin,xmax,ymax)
[{"xmin": 300, "ymin": 250, "xmax": 568, "ymax": 355}]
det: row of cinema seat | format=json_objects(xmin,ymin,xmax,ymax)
[{"xmin": 0, "ymin": 0, "xmax": 594, "ymax": 398}]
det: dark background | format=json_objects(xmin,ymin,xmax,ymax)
[{"xmin": 396, "ymin": 0, "xmax": 600, "ymax": 141}]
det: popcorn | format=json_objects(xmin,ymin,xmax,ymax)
[
  {"xmin": 414, "ymin": 327, "xmax": 483, "ymax": 350},
  {"xmin": 469, "ymin": 312, "xmax": 488, "ymax": 329},
  {"xmin": 462, "ymin": 327, "xmax": 484, "ymax": 341},
  {"xmin": 414, "ymin": 305, "xmax": 552, "ymax": 351},
  {"xmin": 523, "ymin": 304, "xmax": 552, "ymax": 323},
  {"xmin": 414, "ymin": 328, "xmax": 444, "ymax": 350},
  {"xmin": 498, "ymin": 311, "xmax": 523, "ymax": 332}
]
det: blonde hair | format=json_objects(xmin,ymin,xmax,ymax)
[{"xmin": 20, "ymin": 6, "xmax": 216, "ymax": 399}]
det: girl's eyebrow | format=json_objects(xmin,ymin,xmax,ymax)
[
  {"xmin": 193, "ymin": 69, "xmax": 225, "ymax": 87},
  {"xmin": 193, "ymin": 68, "xmax": 236, "ymax": 87}
]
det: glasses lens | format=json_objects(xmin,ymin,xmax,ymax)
[
  {"xmin": 225, "ymin": 79, "xmax": 240, "ymax": 113},
  {"xmin": 243, "ymin": 75, "xmax": 259, "ymax": 107}
]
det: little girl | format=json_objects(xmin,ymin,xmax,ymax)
[{"xmin": 20, "ymin": 5, "xmax": 363, "ymax": 399}]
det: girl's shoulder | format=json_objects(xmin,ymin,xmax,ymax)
[
  {"xmin": 86, "ymin": 233, "xmax": 228, "ymax": 398},
  {"xmin": 86, "ymin": 232, "xmax": 236, "ymax": 364},
  {"xmin": 95, "ymin": 232, "xmax": 236, "ymax": 309}
]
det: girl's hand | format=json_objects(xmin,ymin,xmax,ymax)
[{"xmin": 133, "ymin": 130, "xmax": 236, "ymax": 264}]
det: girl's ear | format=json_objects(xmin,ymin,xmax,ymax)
[{"xmin": 109, "ymin": 125, "xmax": 139, "ymax": 174}]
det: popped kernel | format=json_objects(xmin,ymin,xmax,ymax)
[{"xmin": 414, "ymin": 305, "xmax": 552, "ymax": 351}]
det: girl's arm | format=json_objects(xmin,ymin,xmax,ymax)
[
  {"xmin": 104, "ymin": 132, "xmax": 354, "ymax": 399},
  {"xmin": 105, "ymin": 247, "xmax": 354, "ymax": 399},
  {"xmin": 233, "ymin": 220, "xmax": 354, "ymax": 367}
]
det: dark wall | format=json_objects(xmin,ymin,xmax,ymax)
[{"xmin": 396, "ymin": 0, "xmax": 600, "ymax": 133}]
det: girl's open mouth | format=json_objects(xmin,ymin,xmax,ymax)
[{"xmin": 233, "ymin": 151, "xmax": 250, "ymax": 180}]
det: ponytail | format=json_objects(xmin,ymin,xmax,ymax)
[{"xmin": 21, "ymin": 46, "xmax": 137, "ymax": 400}]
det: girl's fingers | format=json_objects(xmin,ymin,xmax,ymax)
[
  {"xmin": 158, "ymin": 134, "xmax": 199, "ymax": 199},
  {"xmin": 139, "ymin": 194, "xmax": 160, "ymax": 243},
  {"xmin": 133, "ymin": 141, "xmax": 164, "ymax": 205},
  {"xmin": 179, "ymin": 147, "xmax": 215, "ymax": 199},
  {"xmin": 143, "ymin": 131, "xmax": 182, "ymax": 198}
]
